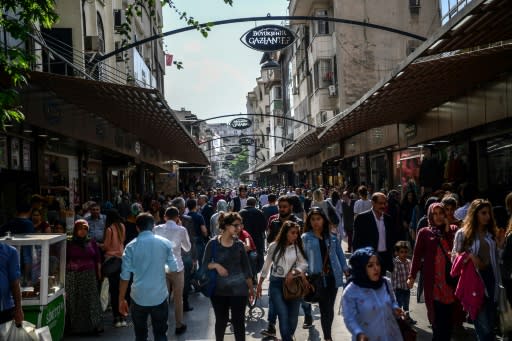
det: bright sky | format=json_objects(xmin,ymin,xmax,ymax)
[{"xmin": 162, "ymin": 0, "xmax": 288, "ymax": 123}]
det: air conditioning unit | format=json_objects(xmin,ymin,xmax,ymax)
[
  {"xmin": 328, "ymin": 85, "xmax": 337, "ymax": 96},
  {"xmin": 292, "ymin": 86, "xmax": 299, "ymax": 95},
  {"xmin": 84, "ymin": 36, "xmax": 100, "ymax": 52},
  {"xmin": 144, "ymin": 57, "xmax": 151, "ymax": 67}
]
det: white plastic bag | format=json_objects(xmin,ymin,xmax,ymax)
[
  {"xmin": 4, "ymin": 320, "xmax": 39, "ymax": 341},
  {"xmin": 100, "ymin": 278, "xmax": 110, "ymax": 312},
  {"xmin": 35, "ymin": 325, "xmax": 52, "ymax": 341}
]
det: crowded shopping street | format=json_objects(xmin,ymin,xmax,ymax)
[{"xmin": 1, "ymin": 0, "xmax": 512, "ymax": 340}]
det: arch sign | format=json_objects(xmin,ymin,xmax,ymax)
[
  {"xmin": 229, "ymin": 117, "xmax": 252, "ymax": 130},
  {"xmin": 240, "ymin": 24, "xmax": 295, "ymax": 52}
]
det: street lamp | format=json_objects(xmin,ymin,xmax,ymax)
[{"xmin": 260, "ymin": 59, "xmax": 280, "ymax": 70}]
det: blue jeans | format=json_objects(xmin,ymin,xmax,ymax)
[
  {"xmin": 474, "ymin": 298, "xmax": 496, "ymax": 341},
  {"xmin": 395, "ymin": 288, "xmax": 411, "ymax": 312},
  {"xmin": 269, "ymin": 276, "xmax": 301, "ymax": 341},
  {"xmin": 131, "ymin": 299, "xmax": 168, "ymax": 341},
  {"xmin": 301, "ymin": 300, "xmax": 312, "ymax": 318}
]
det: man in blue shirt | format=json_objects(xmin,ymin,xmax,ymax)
[
  {"xmin": 0, "ymin": 243, "xmax": 23, "ymax": 325},
  {"xmin": 119, "ymin": 213, "xmax": 178, "ymax": 341}
]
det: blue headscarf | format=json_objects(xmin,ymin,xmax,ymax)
[{"xmin": 348, "ymin": 247, "xmax": 384, "ymax": 289}]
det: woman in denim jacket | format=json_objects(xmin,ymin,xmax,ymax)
[{"xmin": 302, "ymin": 207, "xmax": 349, "ymax": 341}]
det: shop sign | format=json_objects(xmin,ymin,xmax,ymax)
[
  {"xmin": 230, "ymin": 146, "xmax": 243, "ymax": 154},
  {"xmin": 240, "ymin": 24, "xmax": 295, "ymax": 52},
  {"xmin": 225, "ymin": 155, "xmax": 235, "ymax": 161},
  {"xmin": 239, "ymin": 137, "xmax": 254, "ymax": 146},
  {"xmin": 405, "ymin": 124, "xmax": 417, "ymax": 139},
  {"xmin": 229, "ymin": 118, "xmax": 252, "ymax": 130}
]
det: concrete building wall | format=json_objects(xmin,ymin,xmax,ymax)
[{"xmin": 333, "ymin": 0, "xmax": 440, "ymax": 109}]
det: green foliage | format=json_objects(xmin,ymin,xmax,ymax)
[
  {"xmin": 228, "ymin": 148, "xmax": 249, "ymax": 180},
  {"xmin": 0, "ymin": 0, "xmax": 58, "ymax": 130}
]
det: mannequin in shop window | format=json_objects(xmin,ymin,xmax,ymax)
[{"xmin": 444, "ymin": 150, "xmax": 466, "ymax": 183}]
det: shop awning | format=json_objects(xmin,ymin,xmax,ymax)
[
  {"xmin": 27, "ymin": 71, "xmax": 209, "ymax": 165},
  {"xmin": 319, "ymin": 0, "xmax": 512, "ymax": 144},
  {"xmin": 271, "ymin": 128, "xmax": 324, "ymax": 164}
]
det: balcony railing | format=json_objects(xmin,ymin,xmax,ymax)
[{"xmin": 441, "ymin": 0, "xmax": 474, "ymax": 25}]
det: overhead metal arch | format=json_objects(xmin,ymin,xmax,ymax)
[
  {"xmin": 204, "ymin": 144, "xmax": 270, "ymax": 151},
  {"xmin": 195, "ymin": 113, "xmax": 316, "ymax": 128},
  {"xmin": 209, "ymin": 152, "xmax": 266, "ymax": 161},
  {"xmin": 199, "ymin": 134, "xmax": 295, "ymax": 145},
  {"xmin": 97, "ymin": 15, "xmax": 427, "ymax": 63}
]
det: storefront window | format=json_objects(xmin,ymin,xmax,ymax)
[
  {"xmin": 10, "ymin": 137, "xmax": 20, "ymax": 170},
  {"xmin": 487, "ymin": 133, "xmax": 512, "ymax": 191}
]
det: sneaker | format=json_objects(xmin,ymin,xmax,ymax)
[
  {"xmin": 175, "ymin": 324, "xmax": 187, "ymax": 335},
  {"xmin": 261, "ymin": 324, "xmax": 276, "ymax": 337},
  {"xmin": 303, "ymin": 315, "xmax": 313, "ymax": 329},
  {"xmin": 120, "ymin": 318, "xmax": 128, "ymax": 327},
  {"xmin": 114, "ymin": 318, "xmax": 122, "ymax": 328}
]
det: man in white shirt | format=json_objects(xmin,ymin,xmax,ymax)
[{"xmin": 153, "ymin": 206, "xmax": 191, "ymax": 335}]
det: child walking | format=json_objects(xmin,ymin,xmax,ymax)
[{"xmin": 391, "ymin": 241, "xmax": 416, "ymax": 324}]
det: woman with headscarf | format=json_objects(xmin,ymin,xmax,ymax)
[
  {"xmin": 407, "ymin": 203, "xmax": 458, "ymax": 340},
  {"xmin": 302, "ymin": 207, "xmax": 348, "ymax": 341},
  {"xmin": 65, "ymin": 219, "xmax": 103, "ymax": 335},
  {"xmin": 342, "ymin": 247, "xmax": 403, "ymax": 341},
  {"xmin": 210, "ymin": 199, "xmax": 228, "ymax": 236}
]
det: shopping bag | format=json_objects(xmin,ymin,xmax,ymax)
[
  {"xmin": 5, "ymin": 320, "xmax": 39, "ymax": 341},
  {"xmin": 499, "ymin": 285, "xmax": 512, "ymax": 334},
  {"xmin": 35, "ymin": 326, "xmax": 52, "ymax": 341},
  {"xmin": 100, "ymin": 278, "xmax": 110, "ymax": 312}
]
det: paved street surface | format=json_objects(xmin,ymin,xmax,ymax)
[
  {"xmin": 66, "ymin": 240, "xmax": 485, "ymax": 341},
  {"xmin": 64, "ymin": 283, "xmax": 482, "ymax": 341}
]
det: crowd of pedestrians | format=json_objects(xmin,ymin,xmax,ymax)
[{"xmin": 1, "ymin": 182, "xmax": 512, "ymax": 341}]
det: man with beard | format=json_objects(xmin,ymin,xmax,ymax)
[{"xmin": 266, "ymin": 196, "xmax": 303, "ymax": 244}]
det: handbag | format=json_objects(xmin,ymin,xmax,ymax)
[
  {"xmin": 499, "ymin": 284, "xmax": 512, "ymax": 334},
  {"xmin": 197, "ymin": 238, "xmax": 218, "ymax": 298},
  {"xmin": 384, "ymin": 281, "xmax": 417, "ymax": 341},
  {"xmin": 282, "ymin": 245, "xmax": 308, "ymax": 300},
  {"xmin": 102, "ymin": 256, "xmax": 122, "ymax": 277},
  {"xmin": 304, "ymin": 239, "xmax": 331, "ymax": 304},
  {"xmin": 438, "ymin": 240, "xmax": 458, "ymax": 288}
]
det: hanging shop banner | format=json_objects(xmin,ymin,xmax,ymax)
[
  {"xmin": 230, "ymin": 146, "xmax": 243, "ymax": 154},
  {"xmin": 240, "ymin": 24, "xmax": 295, "ymax": 52},
  {"xmin": 239, "ymin": 137, "xmax": 254, "ymax": 146},
  {"xmin": 229, "ymin": 118, "xmax": 252, "ymax": 130}
]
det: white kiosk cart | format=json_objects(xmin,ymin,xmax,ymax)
[{"xmin": 1, "ymin": 233, "xmax": 66, "ymax": 341}]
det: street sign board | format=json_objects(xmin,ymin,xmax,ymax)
[
  {"xmin": 225, "ymin": 155, "xmax": 235, "ymax": 161},
  {"xmin": 240, "ymin": 24, "xmax": 295, "ymax": 52},
  {"xmin": 239, "ymin": 137, "xmax": 254, "ymax": 146},
  {"xmin": 230, "ymin": 146, "xmax": 243, "ymax": 154},
  {"xmin": 229, "ymin": 118, "xmax": 252, "ymax": 130}
]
